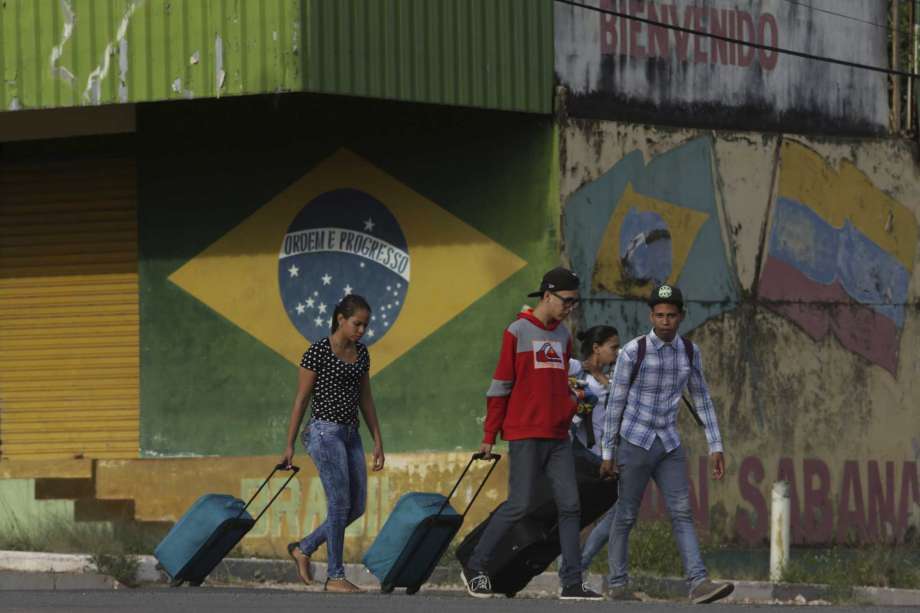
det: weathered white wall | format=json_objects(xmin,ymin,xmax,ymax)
[
  {"xmin": 556, "ymin": 0, "xmax": 889, "ymax": 135},
  {"xmin": 561, "ymin": 117, "xmax": 920, "ymax": 543}
]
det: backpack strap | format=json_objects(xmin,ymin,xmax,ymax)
[
  {"xmin": 681, "ymin": 337, "xmax": 705, "ymax": 427},
  {"xmin": 628, "ymin": 337, "xmax": 647, "ymax": 388}
]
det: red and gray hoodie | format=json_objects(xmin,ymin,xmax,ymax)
[{"xmin": 482, "ymin": 310, "xmax": 576, "ymax": 444}]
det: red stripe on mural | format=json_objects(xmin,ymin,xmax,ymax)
[{"xmin": 759, "ymin": 257, "xmax": 900, "ymax": 375}]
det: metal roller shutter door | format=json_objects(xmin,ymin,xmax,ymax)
[{"xmin": 0, "ymin": 158, "xmax": 139, "ymax": 460}]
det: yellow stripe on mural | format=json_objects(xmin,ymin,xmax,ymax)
[
  {"xmin": 778, "ymin": 141, "xmax": 918, "ymax": 270},
  {"xmin": 169, "ymin": 148, "xmax": 527, "ymax": 374}
]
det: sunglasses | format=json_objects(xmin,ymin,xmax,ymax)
[{"xmin": 550, "ymin": 292, "xmax": 580, "ymax": 307}]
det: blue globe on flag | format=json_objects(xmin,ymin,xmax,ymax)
[
  {"xmin": 619, "ymin": 209, "xmax": 672, "ymax": 286},
  {"xmin": 278, "ymin": 189, "xmax": 410, "ymax": 346}
]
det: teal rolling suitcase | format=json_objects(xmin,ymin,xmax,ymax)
[
  {"xmin": 154, "ymin": 464, "xmax": 299, "ymax": 586},
  {"xmin": 362, "ymin": 452, "xmax": 500, "ymax": 594}
]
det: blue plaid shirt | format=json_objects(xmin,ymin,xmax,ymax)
[{"xmin": 600, "ymin": 330, "xmax": 723, "ymax": 460}]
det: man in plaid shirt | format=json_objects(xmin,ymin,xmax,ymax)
[{"xmin": 599, "ymin": 284, "xmax": 733, "ymax": 604}]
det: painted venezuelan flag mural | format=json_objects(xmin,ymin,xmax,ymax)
[
  {"xmin": 563, "ymin": 136, "xmax": 739, "ymax": 338},
  {"xmin": 759, "ymin": 142, "xmax": 919, "ymax": 376}
]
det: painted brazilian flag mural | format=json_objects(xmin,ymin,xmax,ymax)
[{"xmin": 139, "ymin": 96, "xmax": 556, "ymax": 457}]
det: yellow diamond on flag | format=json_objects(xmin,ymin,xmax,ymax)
[
  {"xmin": 169, "ymin": 148, "xmax": 527, "ymax": 375},
  {"xmin": 592, "ymin": 183, "xmax": 709, "ymax": 298}
]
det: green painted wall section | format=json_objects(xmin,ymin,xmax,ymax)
[
  {"xmin": 138, "ymin": 94, "xmax": 557, "ymax": 456},
  {"xmin": 0, "ymin": 0, "xmax": 551, "ymax": 114},
  {"xmin": 0, "ymin": 480, "xmax": 73, "ymax": 535},
  {"xmin": 305, "ymin": 0, "xmax": 553, "ymax": 113}
]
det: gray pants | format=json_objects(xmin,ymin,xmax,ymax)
[{"xmin": 467, "ymin": 438, "xmax": 583, "ymax": 588}]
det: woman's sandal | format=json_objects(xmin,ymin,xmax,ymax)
[{"xmin": 287, "ymin": 542, "xmax": 313, "ymax": 584}]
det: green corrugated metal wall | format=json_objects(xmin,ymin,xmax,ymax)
[
  {"xmin": 305, "ymin": 0, "xmax": 553, "ymax": 113},
  {"xmin": 0, "ymin": 0, "xmax": 302, "ymax": 109},
  {"xmin": 0, "ymin": 0, "xmax": 551, "ymax": 114}
]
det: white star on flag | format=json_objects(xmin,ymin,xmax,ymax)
[
  {"xmin": 314, "ymin": 316, "xmax": 324, "ymax": 327},
  {"xmin": 367, "ymin": 329, "xmax": 375, "ymax": 338},
  {"xmin": 318, "ymin": 303, "xmax": 327, "ymax": 314},
  {"xmin": 344, "ymin": 284, "xmax": 353, "ymax": 295},
  {"xmin": 306, "ymin": 297, "xmax": 315, "ymax": 308},
  {"xmin": 326, "ymin": 317, "xmax": 332, "ymax": 327},
  {"xmin": 295, "ymin": 303, "xmax": 305, "ymax": 315},
  {"xmin": 321, "ymin": 273, "xmax": 332, "ymax": 286},
  {"xmin": 288, "ymin": 264, "xmax": 299, "ymax": 278},
  {"xmin": 363, "ymin": 218, "xmax": 375, "ymax": 232}
]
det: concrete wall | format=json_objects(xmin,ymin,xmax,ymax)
[
  {"xmin": 561, "ymin": 118, "xmax": 920, "ymax": 544},
  {"xmin": 555, "ymin": 0, "xmax": 889, "ymax": 135}
]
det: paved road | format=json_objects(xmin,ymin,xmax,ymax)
[{"xmin": 0, "ymin": 587, "xmax": 916, "ymax": 613}]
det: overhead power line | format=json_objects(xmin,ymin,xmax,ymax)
[
  {"xmin": 775, "ymin": 0, "xmax": 914, "ymax": 41},
  {"xmin": 555, "ymin": 0, "xmax": 920, "ymax": 80}
]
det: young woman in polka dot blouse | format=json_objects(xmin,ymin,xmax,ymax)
[{"xmin": 280, "ymin": 294, "xmax": 385, "ymax": 593}]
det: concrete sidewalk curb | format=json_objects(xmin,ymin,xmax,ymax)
[{"xmin": 2, "ymin": 550, "xmax": 920, "ymax": 605}]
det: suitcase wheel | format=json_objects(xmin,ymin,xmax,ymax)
[
  {"xmin": 381, "ymin": 583, "xmax": 394, "ymax": 594},
  {"xmin": 168, "ymin": 577, "xmax": 184, "ymax": 588},
  {"xmin": 406, "ymin": 585, "xmax": 420, "ymax": 595},
  {"xmin": 505, "ymin": 592, "xmax": 517, "ymax": 598},
  {"xmin": 189, "ymin": 579, "xmax": 204, "ymax": 587}
]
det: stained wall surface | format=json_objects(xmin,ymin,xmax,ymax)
[{"xmin": 562, "ymin": 118, "xmax": 920, "ymax": 543}]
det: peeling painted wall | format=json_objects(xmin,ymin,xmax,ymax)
[
  {"xmin": 561, "ymin": 118, "xmax": 920, "ymax": 543},
  {"xmin": 555, "ymin": 0, "xmax": 889, "ymax": 135},
  {"xmin": 0, "ymin": 0, "xmax": 302, "ymax": 110},
  {"xmin": 0, "ymin": 0, "xmax": 552, "ymax": 114}
]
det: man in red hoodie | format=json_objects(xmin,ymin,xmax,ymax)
[{"xmin": 462, "ymin": 267, "xmax": 602, "ymax": 601}]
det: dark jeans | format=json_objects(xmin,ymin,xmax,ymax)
[
  {"xmin": 468, "ymin": 438, "xmax": 583, "ymax": 588},
  {"xmin": 298, "ymin": 419, "xmax": 367, "ymax": 580}
]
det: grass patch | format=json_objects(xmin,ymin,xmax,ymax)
[
  {"xmin": 782, "ymin": 546, "xmax": 920, "ymax": 591},
  {"xmin": 586, "ymin": 520, "xmax": 685, "ymax": 578},
  {"xmin": 584, "ymin": 520, "xmax": 920, "ymax": 592},
  {"xmin": 0, "ymin": 515, "xmax": 170, "ymax": 586}
]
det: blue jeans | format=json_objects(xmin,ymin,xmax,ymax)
[
  {"xmin": 569, "ymin": 436, "xmax": 618, "ymax": 575},
  {"xmin": 298, "ymin": 419, "xmax": 367, "ymax": 580},
  {"xmin": 580, "ymin": 504, "xmax": 616, "ymax": 573},
  {"xmin": 608, "ymin": 438, "xmax": 707, "ymax": 590}
]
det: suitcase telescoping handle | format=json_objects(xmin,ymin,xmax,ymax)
[
  {"xmin": 435, "ymin": 452, "xmax": 501, "ymax": 519},
  {"xmin": 239, "ymin": 463, "xmax": 301, "ymax": 523}
]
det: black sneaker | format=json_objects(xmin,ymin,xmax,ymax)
[
  {"xmin": 560, "ymin": 582, "xmax": 604, "ymax": 600},
  {"xmin": 461, "ymin": 569, "xmax": 492, "ymax": 599},
  {"xmin": 690, "ymin": 579, "xmax": 734, "ymax": 604}
]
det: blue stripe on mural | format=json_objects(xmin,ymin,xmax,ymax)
[{"xmin": 768, "ymin": 198, "xmax": 909, "ymax": 327}]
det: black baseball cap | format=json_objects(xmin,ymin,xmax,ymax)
[
  {"xmin": 527, "ymin": 266, "xmax": 580, "ymax": 298},
  {"xmin": 648, "ymin": 284, "xmax": 684, "ymax": 309}
]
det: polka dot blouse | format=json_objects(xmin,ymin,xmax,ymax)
[{"xmin": 300, "ymin": 337, "xmax": 370, "ymax": 426}]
